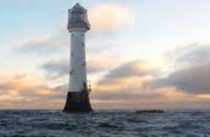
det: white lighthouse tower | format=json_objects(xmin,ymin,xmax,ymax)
[{"xmin": 63, "ymin": 3, "xmax": 93, "ymax": 112}]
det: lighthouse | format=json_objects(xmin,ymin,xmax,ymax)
[{"xmin": 63, "ymin": 3, "xmax": 93, "ymax": 112}]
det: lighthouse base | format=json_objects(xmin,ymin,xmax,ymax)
[{"xmin": 63, "ymin": 91, "xmax": 93, "ymax": 113}]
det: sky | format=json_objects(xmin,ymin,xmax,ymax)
[{"xmin": 0, "ymin": 0, "xmax": 210, "ymax": 109}]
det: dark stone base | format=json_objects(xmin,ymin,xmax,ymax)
[{"xmin": 63, "ymin": 91, "xmax": 93, "ymax": 113}]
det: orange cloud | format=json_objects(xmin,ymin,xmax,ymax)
[
  {"xmin": 89, "ymin": 3, "xmax": 135, "ymax": 31},
  {"xmin": 0, "ymin": 74, "xmax": 64, "ymax": 109},
  {"xmin": 89, "ymin": 59, "xmax": 210, "ymax": 109},
  {"xmin": 1, "ymin": 57, "xmax": 210, "ymax": 109},
  {"xmin": 196, "ymin": 94, "xmax": 210, "ymax": 100}
]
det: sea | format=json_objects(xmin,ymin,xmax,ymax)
[{"xmin": 0, "ymin": 109, "xmax": 209, "ymax": 137}]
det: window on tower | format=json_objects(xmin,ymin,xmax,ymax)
[
  {"xmin": 70, "ymin": 69, "xmax": 74, "ymax": 75},
  {"xmin": 83, "ymin": 62, "xmax": 86, "ymax": 66},
  {"xmin": 80, "ymin": 14, "xmax": 84, "ymax": 20}
]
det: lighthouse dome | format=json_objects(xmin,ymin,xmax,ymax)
[
  {"xmin": 71, "ymin": 3, "xmax": 86, "ymax": 13},
  {"xmin": 68, "ymin": 3, "xmax": 90, "ymax": 31}
]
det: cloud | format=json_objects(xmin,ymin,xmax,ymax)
[
  {"xmin": 88, "ymin": 59, "xmax": 167, "ymax": 109},
  {"xmin": 14, "ymin": 29, "xmax": 69, "ymax": 56},
  {"xmin": 41, "ymin": 59, "xmax": 69, "ymax": 78},
  {"xmin": 147, "ymin": 62, "xmax": 210, "ymax": 94},
  {"xmin": 3, "ymin": 44, "xmax": 210, "ymax": 109},
  {"xmin": 99, "ymin": 60, "xmax": 156, "ymax": 84},
  {"xmin": 91, "ymin": 78, "xmax": 210, "ymax": 109},
  {"xmin": 15, "ymin": 37, "xmax": 56, "ymax": 55},
  {"xmin": 89, "ymin": 3, "xmax": 135, "ymax": 32},
  {"xmin": 176, "ymin": 46, "xmax": 210, "ymax": 64},
  {"xmin": 167, "ymin": 44, "xmax": 210, "ymax": 66},
  {"xmin": 17, "ymin": 37, "xmax": 54, "ymax": 52},
  {"xmin": 0, "ymin": 74, "xmax": 65, "ymax": 109},
  {"xmin": 148, "ymin": 45, "xmax": 210, "ymax": 95},
  {"xmin": 89, "ymin": 46, "xmax": 210, "ymax": 109}
]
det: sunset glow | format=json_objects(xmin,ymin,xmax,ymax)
[{"xmin": 1, "ymin": 0, "xmax": 210, "ymax": 109}]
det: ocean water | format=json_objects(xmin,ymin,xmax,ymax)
[{"xmin": 0, "ymin": 110, "xmax": 210, "ymax": 137}]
